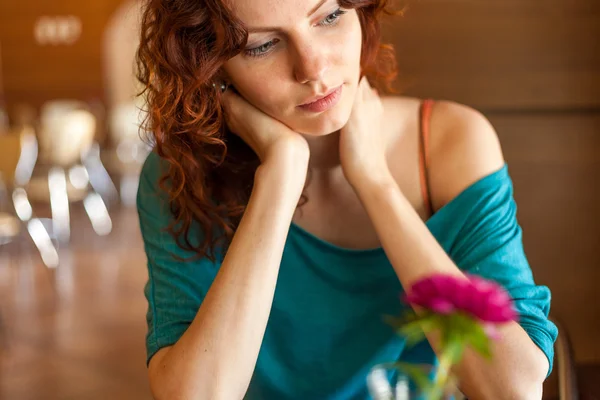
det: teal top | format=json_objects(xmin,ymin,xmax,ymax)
[{"xmin": 138, "ymin": 151, "xmax": 557, "ymax": 399}]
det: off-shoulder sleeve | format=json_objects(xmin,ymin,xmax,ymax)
[{"xmin": 429, "ymin": 165, "xmax": 558, "ymax": 376}]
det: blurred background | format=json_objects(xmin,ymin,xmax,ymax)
[{"xmin": 0, "ymin": 0, "xmax": 598, "ymax": 399}]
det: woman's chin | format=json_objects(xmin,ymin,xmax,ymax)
[
  {"xmin": 292, "ymin": 114, "xmax": 349, "ymax": 137},
  {"xmin": 299, "ymin": 128, "xmax": 340, "ymax": 137}
]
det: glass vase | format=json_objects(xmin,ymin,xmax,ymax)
[{"xmin": 366, "ymin": 362, "xmax": 465, "ymax": 400}]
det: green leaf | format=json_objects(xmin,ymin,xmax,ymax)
[
  {"xmin": 423, "ymin": 385, "xmax": 445, "ymax": 400},
  {"xmin": 397, "ymin": 314, "xmax": 444, "ymax": 347},
  {"xmin": 398, "ymin": 320, "xmax": 427, "ymax": 346},
  {"xmin": 443, "ymin": 336, "xmax": 466, "ymax": 366},
  {"xmin": 465, "ymin": 323, "xmax": 493, "ymax": 359},
  {"xmin": 435, "ymin": 314, "xmax": 492, "ymax": 359}
]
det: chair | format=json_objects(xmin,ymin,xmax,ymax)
[
  {"xmin": 0, "ymin": 126, "xmax": 59, "ymax": 268},
  {"xmin": 105, "ymin": 100, "xmax": 151, "ymax": 206},
  {"xmin": 0, "ymin": 134, "xmax": 21, "ymax": 245},
  {"xmin": 552, "ymin": 317, "xmax": 579, "ymax": 400},
  {"xmin": 27, "ymin": 103, "xmax": 117, "ymax": 242}
]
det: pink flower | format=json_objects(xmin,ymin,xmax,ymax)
[{"xmin": 404, "ymin": 274, "xmax": 518, "ymax": 323}]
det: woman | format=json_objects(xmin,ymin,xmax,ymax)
[{"xmin": 136, "ymin": 0, "xmax": 557, "ymax": 398}]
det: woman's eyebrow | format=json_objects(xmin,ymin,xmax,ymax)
[
  {"xmin": 247, "ymin": 0, "xmax": 329, "ymax": 33},
  {"xmin": 307, "ymin": 0, "xmax": 328, "ymax": 17}
]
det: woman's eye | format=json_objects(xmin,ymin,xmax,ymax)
[
  {"xmin": 244, "ymin": 9, "xmax": 348, "ymax": 59},
  {"xmin": 318, "ymin": 8, "xmax": 348, "ymax": 27},
  {"xmin": 245, "ymin": 39, "xmax": 279, "ymax": 58}
]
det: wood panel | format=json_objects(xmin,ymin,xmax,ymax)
[
  {"xmin": 383, "ymin": 0, "xmax": 600, "ymax": 110},
  {"xmin": 489, "ymin": 111, "xmax": 600, "ymax": 363},
  {"xmin": 0, "ymin": 0, "xmax": 124, "ymax": 109}
]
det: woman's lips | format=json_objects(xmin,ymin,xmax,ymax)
[{"xmin": 298, "ymin": 85, "xmax": 343, "ymax": 113}]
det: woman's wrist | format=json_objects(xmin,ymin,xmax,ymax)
[
  {"xmin": 348, "ymin": 166, "xmax": 396, "ymax": 198},
  {"xmin": 256, "ymin": 148, "xmax": 309, "ymax": 198},
  {"xmin": 261, "ymin": 135, "xmax": 309, "ymax": 172}
]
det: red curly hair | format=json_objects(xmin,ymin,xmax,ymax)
[{"xmin": 136, "ymin": 0, "xmax": 401, "ymax": 261}]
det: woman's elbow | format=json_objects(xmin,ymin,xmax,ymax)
[
  {"xmin": 150, "ymin": 377, "xmax": 237, "ymax": 400},
  {"xmin": 149, "ymin": 365, "xmax": 186, "ymax": 400},
  {"xmin": 510, "ymin": 380, "xmax": 544, "ymax": 400},
  {"xmin": 147, "ymin": 349, "xmax": 197, "ymax": 400},
  {"xmin": 505, "ymin": 355, "xmax": 548, "ymax": 400},
  {"xmin": 149, "ymin": 372, "xmax": 211, "ymax": 400},
  {"xmin": 148, "ymin": 349, "xmax": 242, "ymax": 400}
]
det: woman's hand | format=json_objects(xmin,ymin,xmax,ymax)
[
  {"xmin": 339, "ymin": 77, "xmax": 391, "ymax": 188},
  {"xmin": 221, "ymin": 87, "xmax": 309, "ymax": 165}
]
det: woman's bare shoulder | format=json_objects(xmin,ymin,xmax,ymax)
[
  {"xmin": 378, "ymin": 95, "xmax": 505, "ymax": 211},
  {"xmin": 426, "ymin": 100, "xmax": 506, "ymax": 211}
]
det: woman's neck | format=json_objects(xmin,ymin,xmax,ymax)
[{"xmin": 303, "ymin": 129, "xmax": 343, "ymax": 175}]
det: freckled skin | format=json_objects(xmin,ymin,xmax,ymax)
[{"xmin": 222, "ymin": 0, "xmax": 363, "ymax": 136}]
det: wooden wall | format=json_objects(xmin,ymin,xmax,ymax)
[
  {"xmin": 382, "ymin": 0, "xmax": 600, "ymax": 368},
  {"xmin": 0, "ymin": 0, "xmax": 123, "ymax": 109},
  {"xmin": 387, "ymin": 0, "xmax": 600, "ymax": 111}
]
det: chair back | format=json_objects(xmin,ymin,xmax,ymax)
[
  {"xmin": 39, "ymin": 103, "xmax": 96, "ymax": 166},
  {"xmin": 109, "ymin": 101, "xmax": 144, "ymax": 144},
  {"xmin": 0, "ymin": 125, "xmax": 38, "ymax": 188},
  {"xmin": 109, "ymin": 100, "xmax": 150, "ymax": 163}
]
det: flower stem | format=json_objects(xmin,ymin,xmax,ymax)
[{"xmin": 431, "ymin": 335, "xmax": 464, "ymax": 400}]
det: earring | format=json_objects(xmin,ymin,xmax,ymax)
[{"xmin": 212, "ymin": 81, "xmax": 228, "ymax": 93}]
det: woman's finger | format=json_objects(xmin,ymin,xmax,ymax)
[
  {"xmin": 220, "ymin": 84, "xmax": 234, "ymax": 109},
  {"xmin": 220, "ymin": 87, "xmax": 242, "ymax": 134}
]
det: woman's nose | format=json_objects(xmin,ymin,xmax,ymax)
[{"xmin": 293, "ymin": 43, "xmax": 329, "ymax": 84}]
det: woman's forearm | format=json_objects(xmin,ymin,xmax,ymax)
[
  {"xmin": 149, "ymin": 150, "xmax": 309, "ymax": 400},
  {"xmin": 353, "ymin": 174, "xmax": 548, "ymax": 400}
]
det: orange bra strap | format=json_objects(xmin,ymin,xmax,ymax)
[{"xmin": 419, "ymin": 99, "xmax": 434, "ymax": 216}]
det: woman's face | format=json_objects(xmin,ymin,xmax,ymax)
[{"xmin": 222, "ymin": 0, "xmax": 363, "ymax": 136}]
